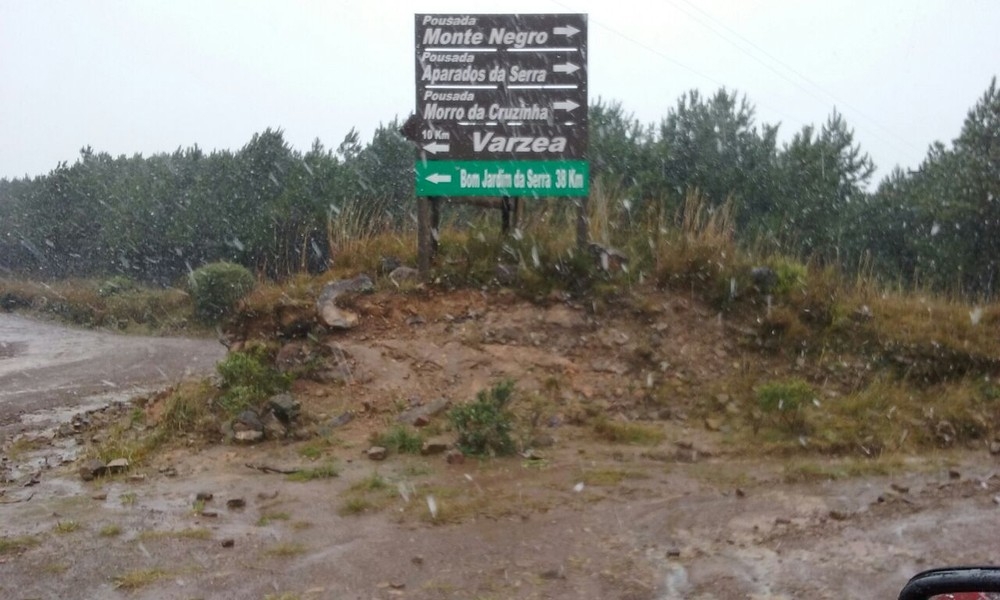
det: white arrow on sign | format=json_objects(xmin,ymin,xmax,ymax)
[
  {"xmin": 425, "ymin": 173, "xmax": 452, "ymax": 184},
  {"xmin": 553, "ymin": 62, "xmax": 580, "ymax": 75},
  {"xmin": 553, "ymin": 100, "xmax": 580, "ymax": 112},
  {"xmin": 552, "ymin": 25, "xmax": 581, "ymax": 38},
  {"xmin": 422, "ymin": 142, "xmax": 450, "ymax": 154}
]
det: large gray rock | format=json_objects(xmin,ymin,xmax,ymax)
[
  {"xmin": 397, "ymin": 398, "xmax": 451, "ymax": 426},
  {"xmin": 268, "ymin": 394, "xmax": 301, "ymax": 424},
  {"xmin": 316, "ymin": 274, "xmax": 373, "ymax": 330},
  {"xmin": 261, "ymin": 410, "xmax": 288, "ymax": 440},
  {"xmin": 389, "ymin": 266, "xmax": 420, "ymax": 286},
  {"xmin": 232, "ymin": 410, "xmax": 264, "ymax": 444},
  {"xmin": 79, "ymin": 459, "xmax": 107, "ymax": 481},
  {"xmin": 319, "ymin": 274, "xmax": 375, "ymax": 300}
]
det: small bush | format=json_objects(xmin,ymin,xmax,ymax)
[
  {"xmin": 286, "ymin": 462, "xmax": 339, "ymax": 482},
  {"xmin": 771, "ymin": 259, "xmax": 808, "ymax": 297},
  {"xmin": 448, "ymin": 380, "xmax": 517, "ymax": 457},
  {"xmin": 216, "ymin": 345, "xmax": 291, "ymax": 416},
  {"xmin": 755, "ymin": 378, "xmax": 814, "ymax": 434},
  {"xmin": 592, "ymin": 418, "xmax": 665, "ymax": 445},
  {"xmin": 189, "ymin": 261, "xmax": 254, "ymax": 323},
  {"xmin": 375, "ymin": 425, "xmax": 423, "ymax": 455}
]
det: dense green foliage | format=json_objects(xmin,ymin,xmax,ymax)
[
  {"xmin": 0, "ymin": 125, "xmax": 413, "ymax": 283},
  {"xmin": 189, "ymin": 261, "xmax": 254, "ymax": 323},
  {"xmin": 448, "ymin": 380, "xmax": 517, "ymax": 457},
  {"xmin": 216, "ymin": 345, "xmax": 291, "ymax": 415},
  {"xmin": 1, "ymin": 78, "xmax": 998, "ymax": 296}
]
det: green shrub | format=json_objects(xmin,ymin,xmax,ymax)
[
  {"xmin": 189, "ymin": 262, "xmax": 254, "ymax": 323},
  {"xmin": 772, "ymin": 259, "xmax": 808, "ymax": 296},
  {"xmin": 216, "ymin": 345, "xmax": 290, "ymax": 415},
  {"xmin": 755, "ymin": 378, "xmax": 814, "ymax": 434},
  {"xmin": 375, "ymin": 425, "xmax": 423, "ymax": 454},
  {"xmin": 448, "ymin": 380, "xmax": 517, "ymax": 457}
]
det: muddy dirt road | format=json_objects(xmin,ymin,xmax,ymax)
[
  {"xmin": 0, "ymin": 314, "xmax": 225, "ymax": 440},
  {"xmin": 2, "ymin": 298, "xmax": 1000, "ymax": 599}
]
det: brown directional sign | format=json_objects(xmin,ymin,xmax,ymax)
[{"xmin": 414, "ymin": 13, "xmax": 588, "ymax": 162}]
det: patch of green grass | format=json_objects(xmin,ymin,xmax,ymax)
[
  {"xmin": 0, "ymin": 535, "xmax": 40, "ymax": 555},
  {"xmin": 782, "ymin": 456, "xmax": 904, "ymax": 483},
  {"xmin": 99, "ymin": 524, "xmax": 123, "ymax": 537},
  {"xmin": 137, "ymin": 528, "xmax": 211, "ymax": 541},
  {"xmin": 158, "ymin": 381, "xmax": 216, "ymax": 436},
  {"xmin": 348, "ymin": 472, "xmax": 389, "ymax": 493},
  {"xmin": 754, "ymin": 378, "xmax": 814, "ymax": 435},
  {"xmin": 53, "ymin": 521, "xmax": 81, "ymax": 534},
  {"xmin": 338, "ymin": 497, "xmax": 374, "ymax": 516},
  {"xmin": 112, "ymin": 568, "xmax": 168, "ymax": 590},
  {"xmin": 216, "ymin": 344, "xmax": 291, "ymax": 417},
  {"xmin": 592, "ymin": 418, "xmax": 665, "ymax": 445},
  {"xmin": 375, "ymin": 425, "xmax": 424, "ymax": 455},
  {"xmin": 286, "ymin": 462, "xmax": 339, "ymax": 482},
  {"xmin": 256, "ymin": 512, "xmax": 291, "ymax": 526},
  {"xmin": 339, "ymin": 472, "xmax": 398, "ymax": 516},
  {"xmin": 41, "ymin": 562, "xmax": 70, "ymax": 574},
  {"xmin": 5, "ymin": 435, "xmax": 44, "ymax": 460},
  {"xmin": 265, "ymin": 542, "xmax": 307, "ymax": 557},
  {"xmin": 120, "ymin": 492, "xmax": 138, "ymax": 506},
  {"xmin": 398, "ymin": 462, "xmax": 433, "ymax": 477},
  {"xmin": 298, "ymin": 434, "xmax": 344, "ymax": 459}
]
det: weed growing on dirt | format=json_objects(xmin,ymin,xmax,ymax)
[
  {"xmin": 338, "ymin": 497, "xmax": 375, "ymax": 516},
  {"xmin": 339, "ymin": 472, "xmax": 397, "ymax": 516},
  {"xmin": 349, "ymin": 472, "xmax": 390, "ymax": 493},
  {"xmin": 216, "ymin": 344, "xmax": 291, "ymax": 416},
  {"xmin": 158, "ymin": 381, "xmax": 216, "ymax": 435},
  {"xmin": 286, "ymin": 462, "xmax": 339, "ymax": 482},
  {"xmin": 782, "ymin": 456, "xmax": 905, "ymax": 483},
  {"xmin": 5, "ymin": 435, "xmax": 45, "ymax": 460},
  {"xmin": 112, "ymin": 568, "xmax": 168, "ymax": 591},
  {"xmin": 592, "ymin": 418, "xmax": 665, "ymax": 445},
  {"xmin": 41, "ymin": 562, "xmax": 69, "ymax": 574},
  {"xmin": 138, "ymin": 528, "xmax": 211, "ymax": 541},
  {"xmin": 754, "ymin": 378, "xmax": 815, "ymax": 435},
  {"xmin": 53, "ymin": 521, "xmax": 81, "ymax": 534},
  {"xmin": 448, "ymin": 379, "xmax": 517, "ymax": 457},
  {"xmin": 256, "ymin": 512, "xmax": 291, "ymax": 526},
  {"xmin": 99, "ymin": 524, "xmax": 122, "ymax": 537},
  {"xmin": 0, "ymin": 535, "xmax": 39, "ymax": 555},
  {"xmin": 375, "ymin": 425, "xmax": 424, "ymax": 455},
  {"xmin": 120, "ymin": 492, "xmax": 138, "ymax": 506}
]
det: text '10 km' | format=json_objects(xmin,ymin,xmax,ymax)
[{"xmin": 413, "ymin": 13, "xmax": 589, "ymax": 197}]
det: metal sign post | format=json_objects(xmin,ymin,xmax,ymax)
[{"xmin": 409, "ymin": 13, "xmax": 589, "ymax": 272}]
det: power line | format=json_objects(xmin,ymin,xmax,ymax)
[
  {"xmin": 548, "ymin": 0, "xmax": 813, "ymax": 132},
  {"xmin": 668, "ymin": 0, "xmax": 922, "ymax": 155}
]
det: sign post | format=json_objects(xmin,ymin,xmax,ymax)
[{"xmin": 410, "ymin": 13, "xmax": 589, "ymax": 271}]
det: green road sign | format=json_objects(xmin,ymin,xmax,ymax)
[{"xmin": 415, "ymin": 160, "xmax": 588, "ymax": 197}]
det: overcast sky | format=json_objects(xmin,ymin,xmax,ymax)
[{"xmin": 1, "ymin": 0, "xmax": 997, "ymax": 184}]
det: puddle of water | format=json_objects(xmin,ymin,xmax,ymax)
[{"xmin": 4, "ymin": 388, "xmax": 155, "ymax": 485}]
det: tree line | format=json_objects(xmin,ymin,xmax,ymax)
[{"xmin": 1, "ymin": 77, "xmax": 997, "ymax": 296}]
